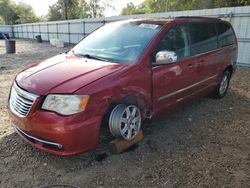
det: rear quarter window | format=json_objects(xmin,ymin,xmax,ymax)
[{"xmin": 216, "ymin": 23, "xmax": 236, "ymax": 48}]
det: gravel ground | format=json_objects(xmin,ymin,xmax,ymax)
[{"xmin": 0, "ymin": 40, "xmax": 249, "ymax": 188}]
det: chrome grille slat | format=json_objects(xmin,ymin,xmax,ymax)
[
  {"xmin": 14, "ymin": 105, "xmax": 28, "ymax": 114},
  {"xmin": 9, "ymin": 83, "xmax": 39, "ymax": 118},
  {"xmin": 13, "ymin": 108, "xmax": 26, "ymax": 115},
  {"xmin": 14, "ymin": 109, "xmax": 26, "ymax": 115},
  {"xmin": 15, "ymin": 104, "xmax": 30, "ymax": 112},
  {"xmin": 15, "ymin": 94, "xmax": 33, "ymax": 104},
  {"xmin": 15, "ymin": 106, "xmax": 30, "ymax": 112},
  {"xmin": 13, "ymin": 106, "xmax": 25, "ymax": 112},
  {"xmin": 15, "ymin": 96, "xmax": 33, "ymax": 106},
  {"xmin": 14, "ymin": 100, "xmax": 31, "ymax": 110},
  {"xmin": 13, "ymin": 90, "xmax": 33, "ymax": 105},
  {"xmin": 15, "ymin": 101, "xmax": 32, "ymax": 109}
]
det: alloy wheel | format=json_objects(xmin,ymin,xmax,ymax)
[{"xmin": 109, "ymin": 104, "xmax": 142, "ymax": 140}]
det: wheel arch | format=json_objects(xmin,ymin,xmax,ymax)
[
  {"xmin": 224, "ymin": 65, "xmax": 233, "ymax": 76},
  {"xmin": 100, "ymin": 89, "xmax": 151, "ymax": 127},
  {"xmin": 104, "ymin": 94, "xmax": 150, "ymax": 120}
]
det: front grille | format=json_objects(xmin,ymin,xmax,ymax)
[{"xmin": 9, "ymin": 82, "xmax": 39, "ymax": 118}]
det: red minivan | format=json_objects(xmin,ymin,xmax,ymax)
[{"xmin": 8, "ymin": 17, "xmax": 238, "ymax": 155}]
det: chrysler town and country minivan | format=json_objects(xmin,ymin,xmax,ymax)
[{"xmin": 8, "ymin": 17, "xmax": 238, "ymax": 155}]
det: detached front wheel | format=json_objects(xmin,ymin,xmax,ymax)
[{"xmin": 109, "ymin": 104, "xmax": 142, "ymax": 140}]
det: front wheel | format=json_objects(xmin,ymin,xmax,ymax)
[
  {"xmin": 212, "ymin": 71, "xmax": 231, "ymax": 99},
  {"xmin": 109, "ymin": 104, "xmax": 142, "ymax": 140}
]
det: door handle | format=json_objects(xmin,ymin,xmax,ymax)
[
  {"xmin": 187, "ymin": 64, "xmax": 194, "ymax": 68},
  {"xmin": 188, "ymin": 60, "xmax": 204, "ymax": 69},
  {"xmin": 198, "ymin": 60, "xmax": 204, "ymax": 65}
]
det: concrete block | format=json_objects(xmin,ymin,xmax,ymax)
[{"xmin": 56, "ymin": 40, "xmax": 64, "ymax": 47}]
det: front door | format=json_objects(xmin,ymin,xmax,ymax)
[{"xmin": 152, "ymin": 24, "xmax": 202, "ymax": 113}]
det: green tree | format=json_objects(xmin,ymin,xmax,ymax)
[
  {"xmin": 176, "ymin": 0, "xmax": 216, "ymax": 10},
  {"xmin": 121, "ymin": 0, "xmax": 250, "ymax": 15},
  {"xmin": 85, "ymin": 0, "xmax": 114, "ymax": 18},
  {"xmin": 79, "ymin": 0, "xmax": 88, "ymax": 18},
  {"xmin": 175, "ymin": 0, "xmax": 250, "ymax": 11},
  {"xmin": 47, "ymin": 0, "xmax": 89, "ymax": 21},
  {"xmin": 47, "ymin": 3, "xmax": 63, "ymax": 21},
  {"xmin": 121, "ymin": 0, "xmax": 177, "ymax": 15},
  {"xmin": 60, "ymin": 0, "xmax": 80, "ymax": 19},
  {"xmin": 47, "ymin": 0, "xmax": 114, "ymax": 20},
  {"xmin": 15, "ymin": 2, "xmax": 40, "ymax": 23},
  {"xmin": 213, "ymin": 0, "xmax": 250, "ymax": 7},
  {"xmin": 0, "ymin": 0, "xmax": 17, "ymax": 24},
  {"xmin": 0, "ymin": 0, "xmax": 40, "ymax": 24},
  {"xmin": 86, "ymin": 0, "xmax": 104, "ymax": 18},
  {"xmin": 142, "ymin": 0, "xmax": 176, "ymax": 12},
  {"xmin": 121, "ymin": 2, "xmax": 137, "ymax": 15},
  {"xmin": 121, "ymin": 2, "xmax": 149, "ymax": 15},
  {"xmin": 0, "ymin": 16, "xmax": 4, "ymax": 24}
]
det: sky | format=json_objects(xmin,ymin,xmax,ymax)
[{"xmin": 13, "ymin": 0, "xmax": 144, "ymax": 17}]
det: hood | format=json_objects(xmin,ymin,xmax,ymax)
[{"xmin": 16, "ymin": 54, "xmax": 125, "ymax": 95}]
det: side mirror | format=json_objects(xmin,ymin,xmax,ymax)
[{"xmin": 155, "ymin": 51, "xmax": 177, "ymax": 65}]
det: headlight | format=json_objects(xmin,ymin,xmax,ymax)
[{"xmin": 42, "ymin": 94, "xmax": 90, "ymax": 115}]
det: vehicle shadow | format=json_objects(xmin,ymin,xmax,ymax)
[{"xmin": 0, "ymin": 88, "xmax": 249, "ymax": 187}]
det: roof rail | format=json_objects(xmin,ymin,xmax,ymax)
[{"xmin": 176, "ymin": 16, "xmax": 221, "ymax": 20}]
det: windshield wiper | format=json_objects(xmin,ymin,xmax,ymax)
[
  {"xmin": 72, "ymin": 51, "xmax": 108, "ymax": 62},
  {"xmin": 83, "ymin": 54, "xmax": 109, "ymax": 62}
]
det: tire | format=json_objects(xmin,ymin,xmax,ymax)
[
  {"xmin": 212, "ymin": 71, "xmax": 231, "ymax": 99},
  {"xmin": 109, "ymin": 104, "xmax": 142, "ymax": 140}
]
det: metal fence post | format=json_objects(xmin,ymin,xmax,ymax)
[
  {"xmin": 26, "ymin": 25, "xmax": 29, "ymax": 39},
  {"xmin": 39, "ymin": 24, "xmax": 41, "ymax": 36},
  {"xmin": 11, "ymin": 25, "xmax": 14, "ymax": 38},
  {"xmin": 21, "ymin": 25, "xmax": 23, "ymax": 39},
  {"xmin": 68, "ymin": 22, "xmax": 70, "ymax": 43},
  {"xmin": 229, "ymin": 12, "xmax": 233, "ymax": 23},
  {"xmin": 56, "ymin": 23, "xmax": 59, "ymax": 39},
  {"xmin": 82, "ymin": 21, "xmax": 85, "ymax": 38},
  {"xmin": 32, "ymin": 24, "xmax": 34, "ymax": 39},
  {"xmin": 47, "ymin": 23, "xmax": 49, "ymax": 41}
]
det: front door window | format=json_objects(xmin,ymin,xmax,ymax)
[{"xmin": 152, "ymin": 25, "xmax": 190, "ymax": 63}]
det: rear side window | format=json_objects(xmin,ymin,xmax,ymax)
[
  {"xmin": 189, "ymin": 23, "xmax": 218, "ymax": 55},
  {"xmin": 217, "ymin": 23, "xmax": 235, "ymax": 48}
]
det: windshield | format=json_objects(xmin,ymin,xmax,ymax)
[{"xmin": 72, "ymin": 21, "xmax": 162, "ymax": 64}]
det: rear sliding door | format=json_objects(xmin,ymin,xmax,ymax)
[{"xmin": 188, "ymin": 22, "xmax": 220, "ymax": 89}]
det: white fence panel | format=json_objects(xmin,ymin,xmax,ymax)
[
  {"xmin": 1, "ymin": 6, "xmax": 249, "ymax": 65},
  {"xmin": 0, "ymin": 25, "xmax": 13, "ymax": 37}
]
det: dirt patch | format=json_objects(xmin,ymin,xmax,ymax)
[{"xmin": 0, "ymin": 40, "xmax": 249, "ymax": 188}]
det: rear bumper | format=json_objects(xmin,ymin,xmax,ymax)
[{"xmin": 9, "ymin": 107, "xmax": 102, "ymax": 156}]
